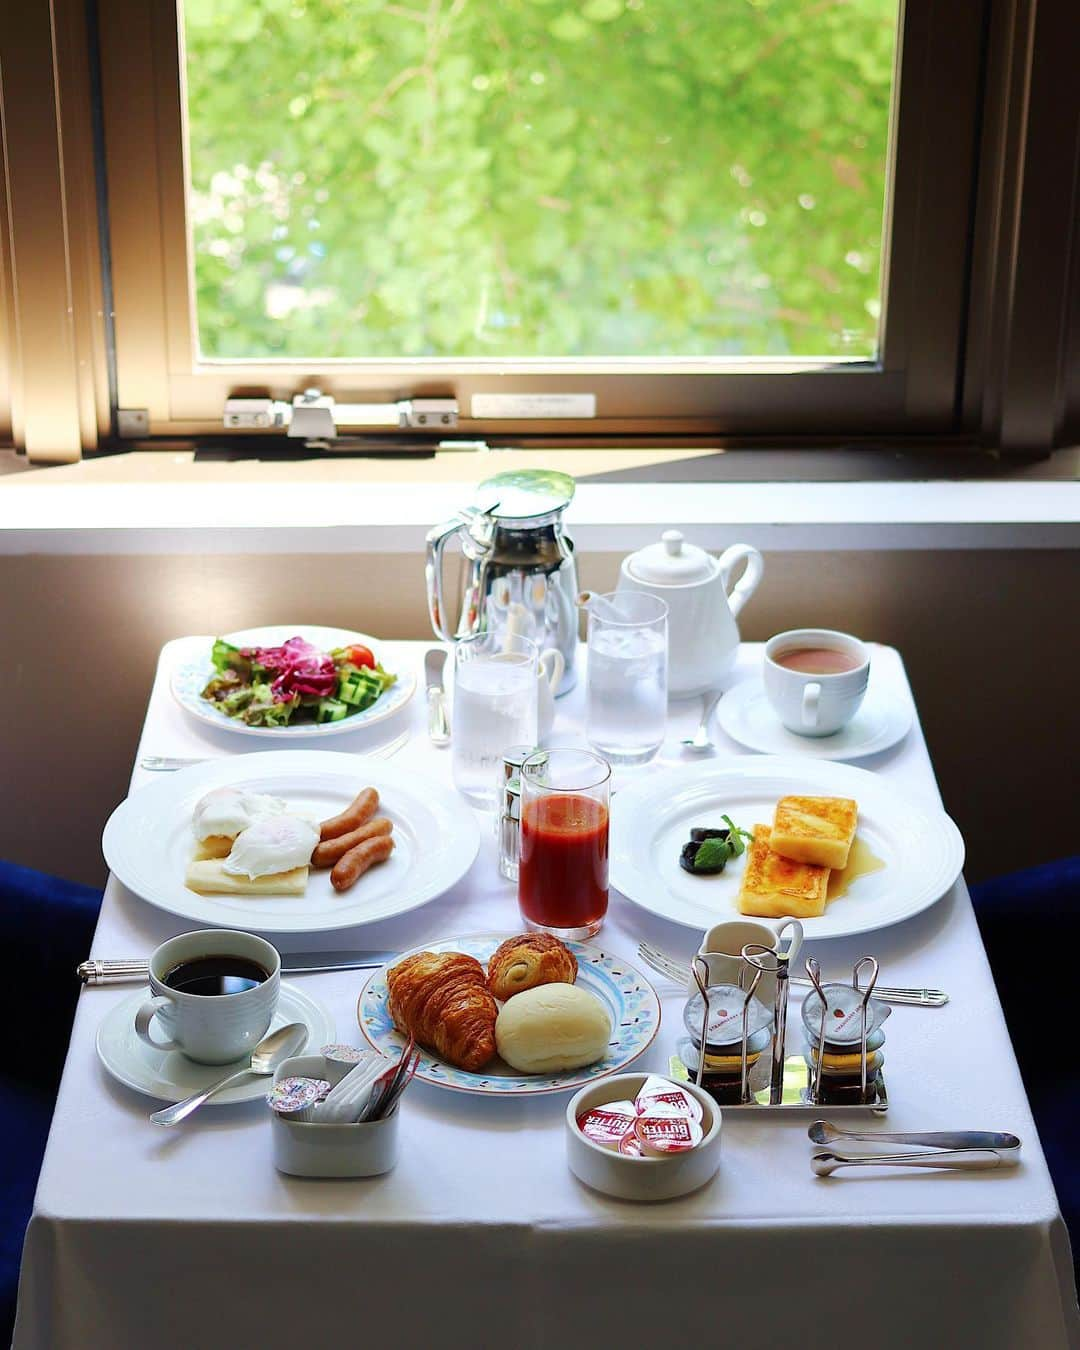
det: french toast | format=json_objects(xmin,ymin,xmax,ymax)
[
  {"xmin": 769, "ymin": 795, "xmax": 858, "ymax": 870},
  {"xmin": 736, "ymin": 824, "xmax": 830, "ymax": 920}
]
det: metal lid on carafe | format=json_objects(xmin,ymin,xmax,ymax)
[{"xmin": 475, "ymin": 470, "xmax": 575, "ymax": 522}]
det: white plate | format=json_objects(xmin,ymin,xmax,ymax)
[
  {"xmin": 610, "ymin": 757, "xmax": 964, "ymax": 940},
  {"xmin": 717, "ymin": 678, "xmax": 912, "ymax": 761},
  {"xmin": 357, "ymin": 933, "xmax": 661, "ymax": 1096},
  {"xmin": 95, "ymin": 981, "xmax": 334, "ymax": 1104},
  {"xmin": 102, "ymin": 751, "xmax": 480, "ymax": 934},
  {"xmin": 171, "ymin": 625, "xmax": 416, "ymax": 738}
]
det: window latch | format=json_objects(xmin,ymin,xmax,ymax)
[{"xmin": 224, "ymin": 389, "xmax": 459, "ymax": 440}]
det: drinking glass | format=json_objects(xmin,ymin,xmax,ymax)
[
  {"xmin": 585, "ymin": 591, "xmax": 669, "ymax": 765},
  {"xmin": 451, "ymin": 632, "xmax": 539, "ymax": 808},
  {"xmin": 518, "ymin": 749, "xmax": 611, "ymax": 940}
]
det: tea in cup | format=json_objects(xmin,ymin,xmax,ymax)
[
  {"xmin": 134, "ymin": 929, "xmax": 281, "ymax": 1065},
  {"xmin": 763, "ymin": 629, "xmax": 869, "ymax": 737}
]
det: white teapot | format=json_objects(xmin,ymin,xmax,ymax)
[{"xmin": 617, "ymin": 531, "xmax": 764, "ymax": 696}]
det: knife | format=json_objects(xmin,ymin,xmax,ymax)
[
  {"xmin": 77, "ymin": 950, "xmax": 396, "ymax": 985},
  {"xmin": 424, "ymin": 647, "xmax": 451, "ymax": 747}
]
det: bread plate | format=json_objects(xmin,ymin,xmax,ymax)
[
  {"xmin": 610, "ymin": 757, "xmax": 964, "ymax": 940},
  {"xmin": 102, "ymin": 751, "xmax": 480, "ymax": 934},
  {"xmin": 357, "ymin": 934, "xmax": 661, "ymax": 1096},
  {"xmin": 171, "ymin": 625, "xmax": 416, "ymax": 738}
]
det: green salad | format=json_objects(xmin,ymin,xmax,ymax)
[{"xmin": 199, "ymin": 634, "xmax": 396, "ymax": 728}]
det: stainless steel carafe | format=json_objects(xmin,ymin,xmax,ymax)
[{"xmin": 425, "ymin": 469, "xmax": 579, "ymax": 694}]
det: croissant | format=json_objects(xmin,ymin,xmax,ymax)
[
  {"xmin": 487, "ymin": 933, "xmax": 578, "ymax": 1002},
  {"xmin": 386, "ymin": 951, "xmax": 498, "ymax": 1072}
]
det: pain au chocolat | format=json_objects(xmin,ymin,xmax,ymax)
[{"xmin": 487, "ymin": 933, "xmax": 578, "ymax": 1002}]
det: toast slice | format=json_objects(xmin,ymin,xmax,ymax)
[
  {"xmin": 736, "ymin": 824, "xmax": 830, "ymax": 920},
  {"xmin": 192, "ymin": 835, "xmax": 234, "ymax": 861},
  {"xmin": 770, "ymin": 796, "xmax": 858, "ymax": 870},
  {"xmin": 184, "ymin": 859, "xmax": 308, "ymax": 896}
]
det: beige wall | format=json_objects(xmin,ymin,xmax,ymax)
[{"xmin": 0, "ymin": 547, "xmax": 1075, "ymax": 891}]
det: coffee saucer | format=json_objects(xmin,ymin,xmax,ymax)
[
  {"xmin": 95, "ymin": 980, "xmax": 334, "ymax": 1105},
  {"xmin": 716, "ymin": 679, "xmax": 912, "ymax": 761}
]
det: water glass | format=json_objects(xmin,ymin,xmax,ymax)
[
  {"xmin": 451, "ymin": 632, "xmax": 539, "ymax": 808},
  {"xmin": 519, "ymin": 749, "xmax": 611, "ymax": 940},
  {"xmin": 586, "ymin": 591, "xmax": 669, "ymax": 765}
]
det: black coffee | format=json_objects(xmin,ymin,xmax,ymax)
[{"xmin": 163, "ymin": 955, "xmax": 269, "ymax": 997}]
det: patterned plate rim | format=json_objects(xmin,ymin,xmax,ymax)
[{"xmin": 356, "ymin": 933, "xmax": 662, "ymax": 1097}]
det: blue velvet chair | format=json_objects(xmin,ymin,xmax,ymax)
[
  {"xmin": 971, "ymin": 856, "xmax": 1080, "ymax": 1274},
  {"xmin": 0, "ymin": 861, "xmax": 102, "ymax": 1344}
]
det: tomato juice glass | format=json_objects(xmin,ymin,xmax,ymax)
[{"xmin": 518, "ymin": 749, "xmax": 611, "ymax": 940}]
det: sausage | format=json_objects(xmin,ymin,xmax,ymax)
[
  {"xmin": 320, "ymin": 787, "xmax": 378, "ymax": 842},
  {"xmin": 331, "ymin": 833, "xmax": 395, "ymax": 892},
  {"xmin": 311, "ymin": 817, "xmax": 392, "ymax": 868}
]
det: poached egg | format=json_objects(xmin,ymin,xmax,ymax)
[
  {"xmin": 192, "ymin": 787, "xmax": 288, "ymax": 842},
  {"xmin": 222, "ymin": 814, "xmax": 319, "ymax": 879}
]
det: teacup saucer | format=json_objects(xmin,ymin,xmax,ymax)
[
  {"xmin": 716, "ymin": 679, "xmax": 912, "ymax": 761},
  {"xmin": 95, "ymin": 980, "xmax": 334, "ymax": 1105}
]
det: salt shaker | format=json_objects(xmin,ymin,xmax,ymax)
[{"xmin": 497, "ymin": 744, "xmax": 536, "ymax": 881}]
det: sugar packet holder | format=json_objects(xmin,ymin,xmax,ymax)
[{"xmin": 269, "ymin": 1053, "xmax": 402, "ymax": 1178}]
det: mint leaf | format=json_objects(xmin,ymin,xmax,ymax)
[
  {"xmin": 693, "ymin": 838, "xmax": 732, "ymax": 872},
  {"xmin": 721, "ymin": 814, "xmax": 753, "ymax": 858}
]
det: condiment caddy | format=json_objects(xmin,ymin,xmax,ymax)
[{"xmin": 671, "ymin": 930, "xmax": 891, "ymax": 1113}]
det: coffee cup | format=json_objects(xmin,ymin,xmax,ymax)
[
  {"xmin": 763, "ymin": 628, "xmax": 870, "ymax": 737},
  {"xmin": 134, "ymin": 929, "xmax": 280, "ymax": 1065}
]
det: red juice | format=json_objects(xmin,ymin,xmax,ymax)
[{"xmin": 519, "ymin": 793, "xmax": 609, "ymax": 934}]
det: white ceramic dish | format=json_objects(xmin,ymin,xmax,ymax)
[
  {"xmin": 95, "ymin": 981, "xmax": 333, "ymax": 1104},
  {"xmin": 610, "ymin": 757, "xmax": 964, "ymax": 940},
  {"xmin": 269, "ymin": 1054, "xmax": 400, "ymax": 1178},
  {"xmin": 717, "ymin": 677, "xmax": 912, "ymax": 761},
  {"xmin": 566, "ymin": 1074, "xmax": 722, "ymax": 1201},
  {"xmin": 102, "ymin": 750, "xmax": 481, "ymax": 934},
  {"xmin": 171, "ymin": 625, "xmax": 416, "ymax": 739},
  {"xmin": 357, "ymin": 933, "xmax": 661, "ymax": 1096}
]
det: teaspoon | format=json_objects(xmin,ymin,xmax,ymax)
[{"xmin": 150, "ymin": 1022, "xmax": 308, "ymax": 1126}]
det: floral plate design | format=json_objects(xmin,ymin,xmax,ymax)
[{"xmin": 357, "ymin": 933, "xmax": 661, "ymax": 1096}]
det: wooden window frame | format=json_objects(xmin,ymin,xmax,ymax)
[
  {"xmin": 2, "ymin": 0, "xmax": 1077, "ymax": 459},
  {"xmin": 94, "ymin": 0, "xmax": 987, "ymax": 444}
]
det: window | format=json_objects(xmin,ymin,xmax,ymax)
[
  {"xmin": 183, "ymin": 0, "xmax": 897, "ymax": 364},
  {"xmin": 90, "ymin": 0, "xmax": 988, "ymax": 440},
  {"xmin": 6, "ymin": 0, "xmax": 1076, "ymax": 456}
]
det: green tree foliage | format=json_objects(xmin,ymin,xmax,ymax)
[{"xmin": 185, "ymin": 0, "xmax": 896, "ymax": 359}]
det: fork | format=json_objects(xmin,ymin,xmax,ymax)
[
  {"xmin": 636, "ymin": 940, "xmax": 949, "ymax": 1008},
  {"xmin": 140, "ymin": 728, "xmax": 411, "ymax": 772}
]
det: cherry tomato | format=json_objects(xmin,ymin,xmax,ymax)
[{"xmin": 343, "ymin": 643, "xmax": 375, "ymax": 669}]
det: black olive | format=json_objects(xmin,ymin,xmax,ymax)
[
  {"xmin": 690, "ymin": 826, "xmax": 731, "ymax": 844},
  {"xmin": 679, "ymin": 841, "xmax": 701, "ymax": 873}
]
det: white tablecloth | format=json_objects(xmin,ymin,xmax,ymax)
[{"xmin": 14, "ymin": 642, "xmax": 1079, "ymax": 1349}]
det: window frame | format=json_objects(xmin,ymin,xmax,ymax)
[{"xmin": 94, "ymin": 0, "xmax": 988, "ymax": 444}]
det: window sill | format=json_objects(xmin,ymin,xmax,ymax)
[{"xmin": 0, "ymin": 447, "xmax": 1076, "ymax": 554}]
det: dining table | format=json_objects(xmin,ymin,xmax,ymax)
[{"xmin": 13, "ymin": 638, "xmax": 1080, "ymax": 1349}]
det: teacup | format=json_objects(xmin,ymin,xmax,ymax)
[
  {"xmin": 134, "ymin": 929, "xmax": 280, "ymax": 1065},
  {"xmin": 763, "ymin": 628, "xmax": 870, "ymax": 737}
]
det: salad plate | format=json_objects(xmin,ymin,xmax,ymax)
[
  {"xmin": 610, "ymin": 757, "xmax": 964, "ymax": 940},
  {"xmin": 171, "ymin": 625, "xmax": 416, "ymax": 738},
  {"xmin": 96, "ymin": 981, "xmax": 333, "ymax": 1104},
  {"xmin": 102, "ymin": 751, "xmax": 480, "ymax": 934},
  {"xmin": 357, "ymin": 934, "xmax": 661, "ymax": 1096},
  {"xmin": 716, "ymin": 678, "xmax": 912, "ymax": 761}
]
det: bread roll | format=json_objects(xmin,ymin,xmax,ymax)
[{"xmin": 495, "ymin": 983, "xmax": 611, "ymax": 1074}]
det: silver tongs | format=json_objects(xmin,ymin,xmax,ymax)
[{"xmin": 809, "ymin": 1120, "xmax": 1023, "ymax": 1175}]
